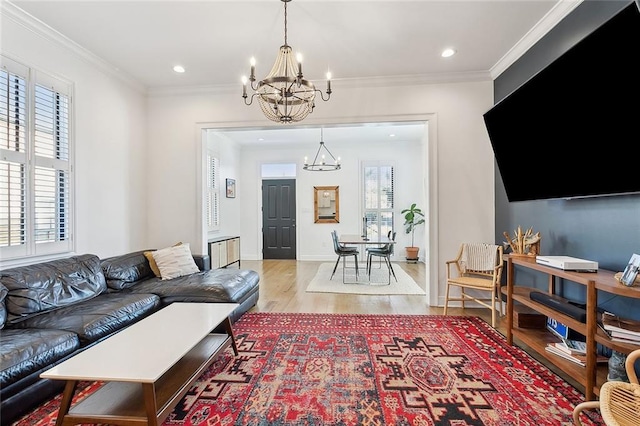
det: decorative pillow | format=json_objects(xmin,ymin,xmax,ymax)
[
  {"xmin": 151, "ymin": 243, "xmax": 200, "ymax": 280},
  {"xmin": 144, "ymin": 242, "xmax": 182, "ymax": 278},
  {"xmin": 143, "ymin": 251, "xmax": 161, "ymax": 277}
]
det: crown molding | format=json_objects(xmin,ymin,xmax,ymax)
[
  {"xmin": 147, "ymin": 71, "xmax": 491, "ymax": 98},
  {"xmin": 2, "ymin": 1, "xmax": 146, "ymax": 94},
  {"xmin": 490, "ymin": 0, "xmax": 583, "ymax": 79}
]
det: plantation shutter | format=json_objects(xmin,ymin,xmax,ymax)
[
  {"xmin": 33, "ymin": 78, "xmax": 71, "ymax": 251},
  {"xmin": 0, "ymin": 61, "xmax": 28, "ymax": 255},
  {"xmin": 206, "ymin": 151, "xmax": 220, "ymax": 231},
  {"xmin": 362, "ymin": 162, "xmax": 394, "ymax": 240},
  {"xmin": 0, "ymin": 56, "xmax": 73, "ymax": 260}
]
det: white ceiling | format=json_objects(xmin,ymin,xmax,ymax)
[{"xmin": 6, "ymin": 0, "xmax": 579, "ymax": 145}]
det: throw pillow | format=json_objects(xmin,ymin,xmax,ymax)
[
  {"xmin": 152, "ymin": 243, "xmax": 200, "ymax": 280},
  {"xmin": 144, "ymin": 242, "xmax": 183, "ymax": 278},
  {"xmin": 144, "ymin": 251, "xmax": 162, "ymax": 277}
]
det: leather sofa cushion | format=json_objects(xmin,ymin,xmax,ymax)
[
  {"xmin": 0, "ymin": 328, "xmax": 80, "ymax": 388},
  {"xmin": 1, "ymin": 254, "xmax": 107, "ymax": 322},
  {"xmin": 101, "ymin": 250, "xmax": 155, "ymax": 290},
  {"xmin": 128, "ymin": 268, "xmax": 260, "ymax": 305},
  {"xmin": 11, "ymin": 293, "xmax": 160, "ymax": 345}
]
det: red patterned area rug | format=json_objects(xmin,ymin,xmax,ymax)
[{"xmin": 14, "ymin": 313, "xmax": 602, "ymax": 426}]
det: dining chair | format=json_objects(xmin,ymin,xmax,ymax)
[
  {"xmin": 444, "ymin": 243, "xmax": 504, "ymax": 327},
  {"xmin": 366, "ymin": 231, "xmax": 397, "ymax": 282},
  {"xmin": 573, "ymin": 348, "xmax": 640, "ymax": 425},
  {"xmin": 330, "ymin": 230, "xmax": 359, "ymax": 280}
]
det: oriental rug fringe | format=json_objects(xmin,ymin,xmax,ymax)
[{"xmin": 14, "ymin": 313, "xmax": 602, "ymax": 426}]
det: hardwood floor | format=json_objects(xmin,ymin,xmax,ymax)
[
  {"xmin": 240, "ymin": 259, "xmax": 585, "ymax": 394},
  {"xmin": 242, "ymin": 259, "xmax": 501, "ymax": 328}
]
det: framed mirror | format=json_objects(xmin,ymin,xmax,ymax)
[{"xmin": 314, "ymin": 186, "xmax": 339, "ymax": 223}]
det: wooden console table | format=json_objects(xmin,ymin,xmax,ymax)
[{"xmin": 504, "ymin": 254, "xmax": 640, "ymax": 401}]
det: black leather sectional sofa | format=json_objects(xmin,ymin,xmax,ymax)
[{"xmin": 0, "ymin": 250, "xmax": 259, "ymax": 425}]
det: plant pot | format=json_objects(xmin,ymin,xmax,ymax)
[{"xmin": 405, "ymin": 246, "xmax": 419, "ymax": 262}]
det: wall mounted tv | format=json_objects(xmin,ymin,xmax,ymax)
[{"xmin": 483, "ymin": 3, "xmax": 640, "ymax": 202}]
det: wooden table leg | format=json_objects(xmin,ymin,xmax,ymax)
[
  {"xmin": 55, "ymin": 380, "xmax": 78, "ymax": 426},
  {"xmin": 224, "ymin": 317, "xmax": 239, "ymax": 355},
  {"xmin": 142, "ymin": 383, "xmax": 159, "ymax": 426}
]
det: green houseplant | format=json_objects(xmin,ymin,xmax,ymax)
[{"xmin": 401, "ymin": 203, "xmax": 425, "ymax": 261}]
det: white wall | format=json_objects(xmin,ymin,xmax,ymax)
[
  {"xmin": 1, "ymin": 5, "xmax": 148, "ymax": 262},
  {"xmin": 147, "ymin": 81, "xmax": 496, "ymax": 305},
  {"xmin": 235, "ymin": 139, "xmax": 424, "ymax": 262}
]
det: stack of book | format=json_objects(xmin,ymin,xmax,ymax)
[
  {"xmin": 545, "ymin": 338, "xmax": 609, "ymax": 366},
  {"xmin": 601, "ymin": 311, "xmax": 640, "ymax": 345},
  {"xmin": 545, "ymin": 339, "xmax": 589, "ymax": 366}
]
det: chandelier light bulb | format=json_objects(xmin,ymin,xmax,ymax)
[
  {"xmin": 241, "ymin": 76, "xmax": 248, "ymax": 97},
  {"xmin": 296, "ymin": 53, "xmax": 303, "ymax": 77},
  {"xmin": 249, "ymin": 57, "xmax": 256, "ymax": 80}
]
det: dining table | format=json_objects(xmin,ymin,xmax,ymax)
[{"xmin": 338, "ymin": 234, "xmax": 396, "ymax": 284}]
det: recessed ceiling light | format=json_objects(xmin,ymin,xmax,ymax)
[
  {"xmin": 173, "ymin": 65, "xmax": 185, "ymax": 73},
  {"xmin": 441, "ymin": 48, "xmax": 456, "ymax": 58},
  {"xmin": 389, "ymin": 134, "xmax": 396, "ymax": 138},
  {"xmin": 258, "ymin": 138, "xmax": 264, "ymax": 141}
]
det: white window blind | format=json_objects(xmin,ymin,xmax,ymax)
[
  {"xmin": 0, "ymin": 65, "xmax": 27, "ymax": 249},
  {"xmin": 362, "ymin": 162, "xmax": 394, "ymax": 239},
  {"xmin": 1, "ymin": 56, "xmax": 73, "ymax": 260},
  {"xmin": 206, "ymin": 151, "xmax": 220, "ymax": 231}
]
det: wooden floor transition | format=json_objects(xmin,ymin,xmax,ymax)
[{"xmin": 242, "ymin": 259, "xmax": 585, "ymax": 394}]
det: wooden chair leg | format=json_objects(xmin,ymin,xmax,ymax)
[
  {"xmin": 491, "ymin": 299, "xmax": 496, "ymax": 328},
  {"xmin": 443, "ymin": 283, "xmax": 451, "ymax": 315}
]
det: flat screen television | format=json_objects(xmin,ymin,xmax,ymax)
[{"xmin": 483, "ymin": 3, "xmax": 640, "ymax": 202}]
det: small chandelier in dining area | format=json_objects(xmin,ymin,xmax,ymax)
[
  {"xmin": 303, "ymin": 128, "xmax": 341, "ymax": 172},
  {"xmin": 241, "ymin": 0, "xmax": 332, "ymax": 124}
]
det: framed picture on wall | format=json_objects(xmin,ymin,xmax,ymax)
[{"xmin": 226, "ymin": 178, "xmax": 236, "ymax": 198}]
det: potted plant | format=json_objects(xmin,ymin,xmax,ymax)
[{"xmin": 401, "ymin": 203, "xmax": 425, "ymax": 262}]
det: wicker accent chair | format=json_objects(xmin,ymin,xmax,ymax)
[
  {"xmin": 573, "ymin": 349, "xmax": 640, "ymax": 425},
  {"xmin": 444, "ymin": 243, "xmax": 504, "ymax": 327}
]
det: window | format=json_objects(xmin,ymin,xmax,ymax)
[
  {"xmin": 206, "ymin": 150, "xmax": 220, "ymax": 231},
  {"xmin": 362, "ymin": 162, "xmax": 394, "ymax": 239},
  {"xmin": 0, "ymin": 56, "xmax": 73, "ymax": 260}
]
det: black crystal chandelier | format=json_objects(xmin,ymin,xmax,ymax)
[
  {"xmin": 303, "ymin": 128, "xmax": 340, "ymax": 171},
  {"xmin": 242, "ymin": 0, "xmax": 332, "ymax": 124}
]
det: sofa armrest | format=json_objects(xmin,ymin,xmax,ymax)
[{"xmin": 192, "ymin": 255, "xmax": 210, "ymax": 271}]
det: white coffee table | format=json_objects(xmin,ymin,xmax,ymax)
[{"xmin": 40, "ymin": 302, "xmax": 239, "ymax": 426}]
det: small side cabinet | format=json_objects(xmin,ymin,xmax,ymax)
[{"xmin": 208, "ymin": 236, "xmax": 241, "ymax": 269}]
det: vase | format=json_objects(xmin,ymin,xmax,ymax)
[
  {"xmin": 608, "ymin": 350, "xmax": 629, "ymax": 382},
  {"xmin": 405, "ymin": 246, "xmax": 419, "ymax": 262}
]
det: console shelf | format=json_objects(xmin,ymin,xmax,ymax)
[{"xmin": 503, "ymin": 254, "xmax": 640, "ymax": 401}]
